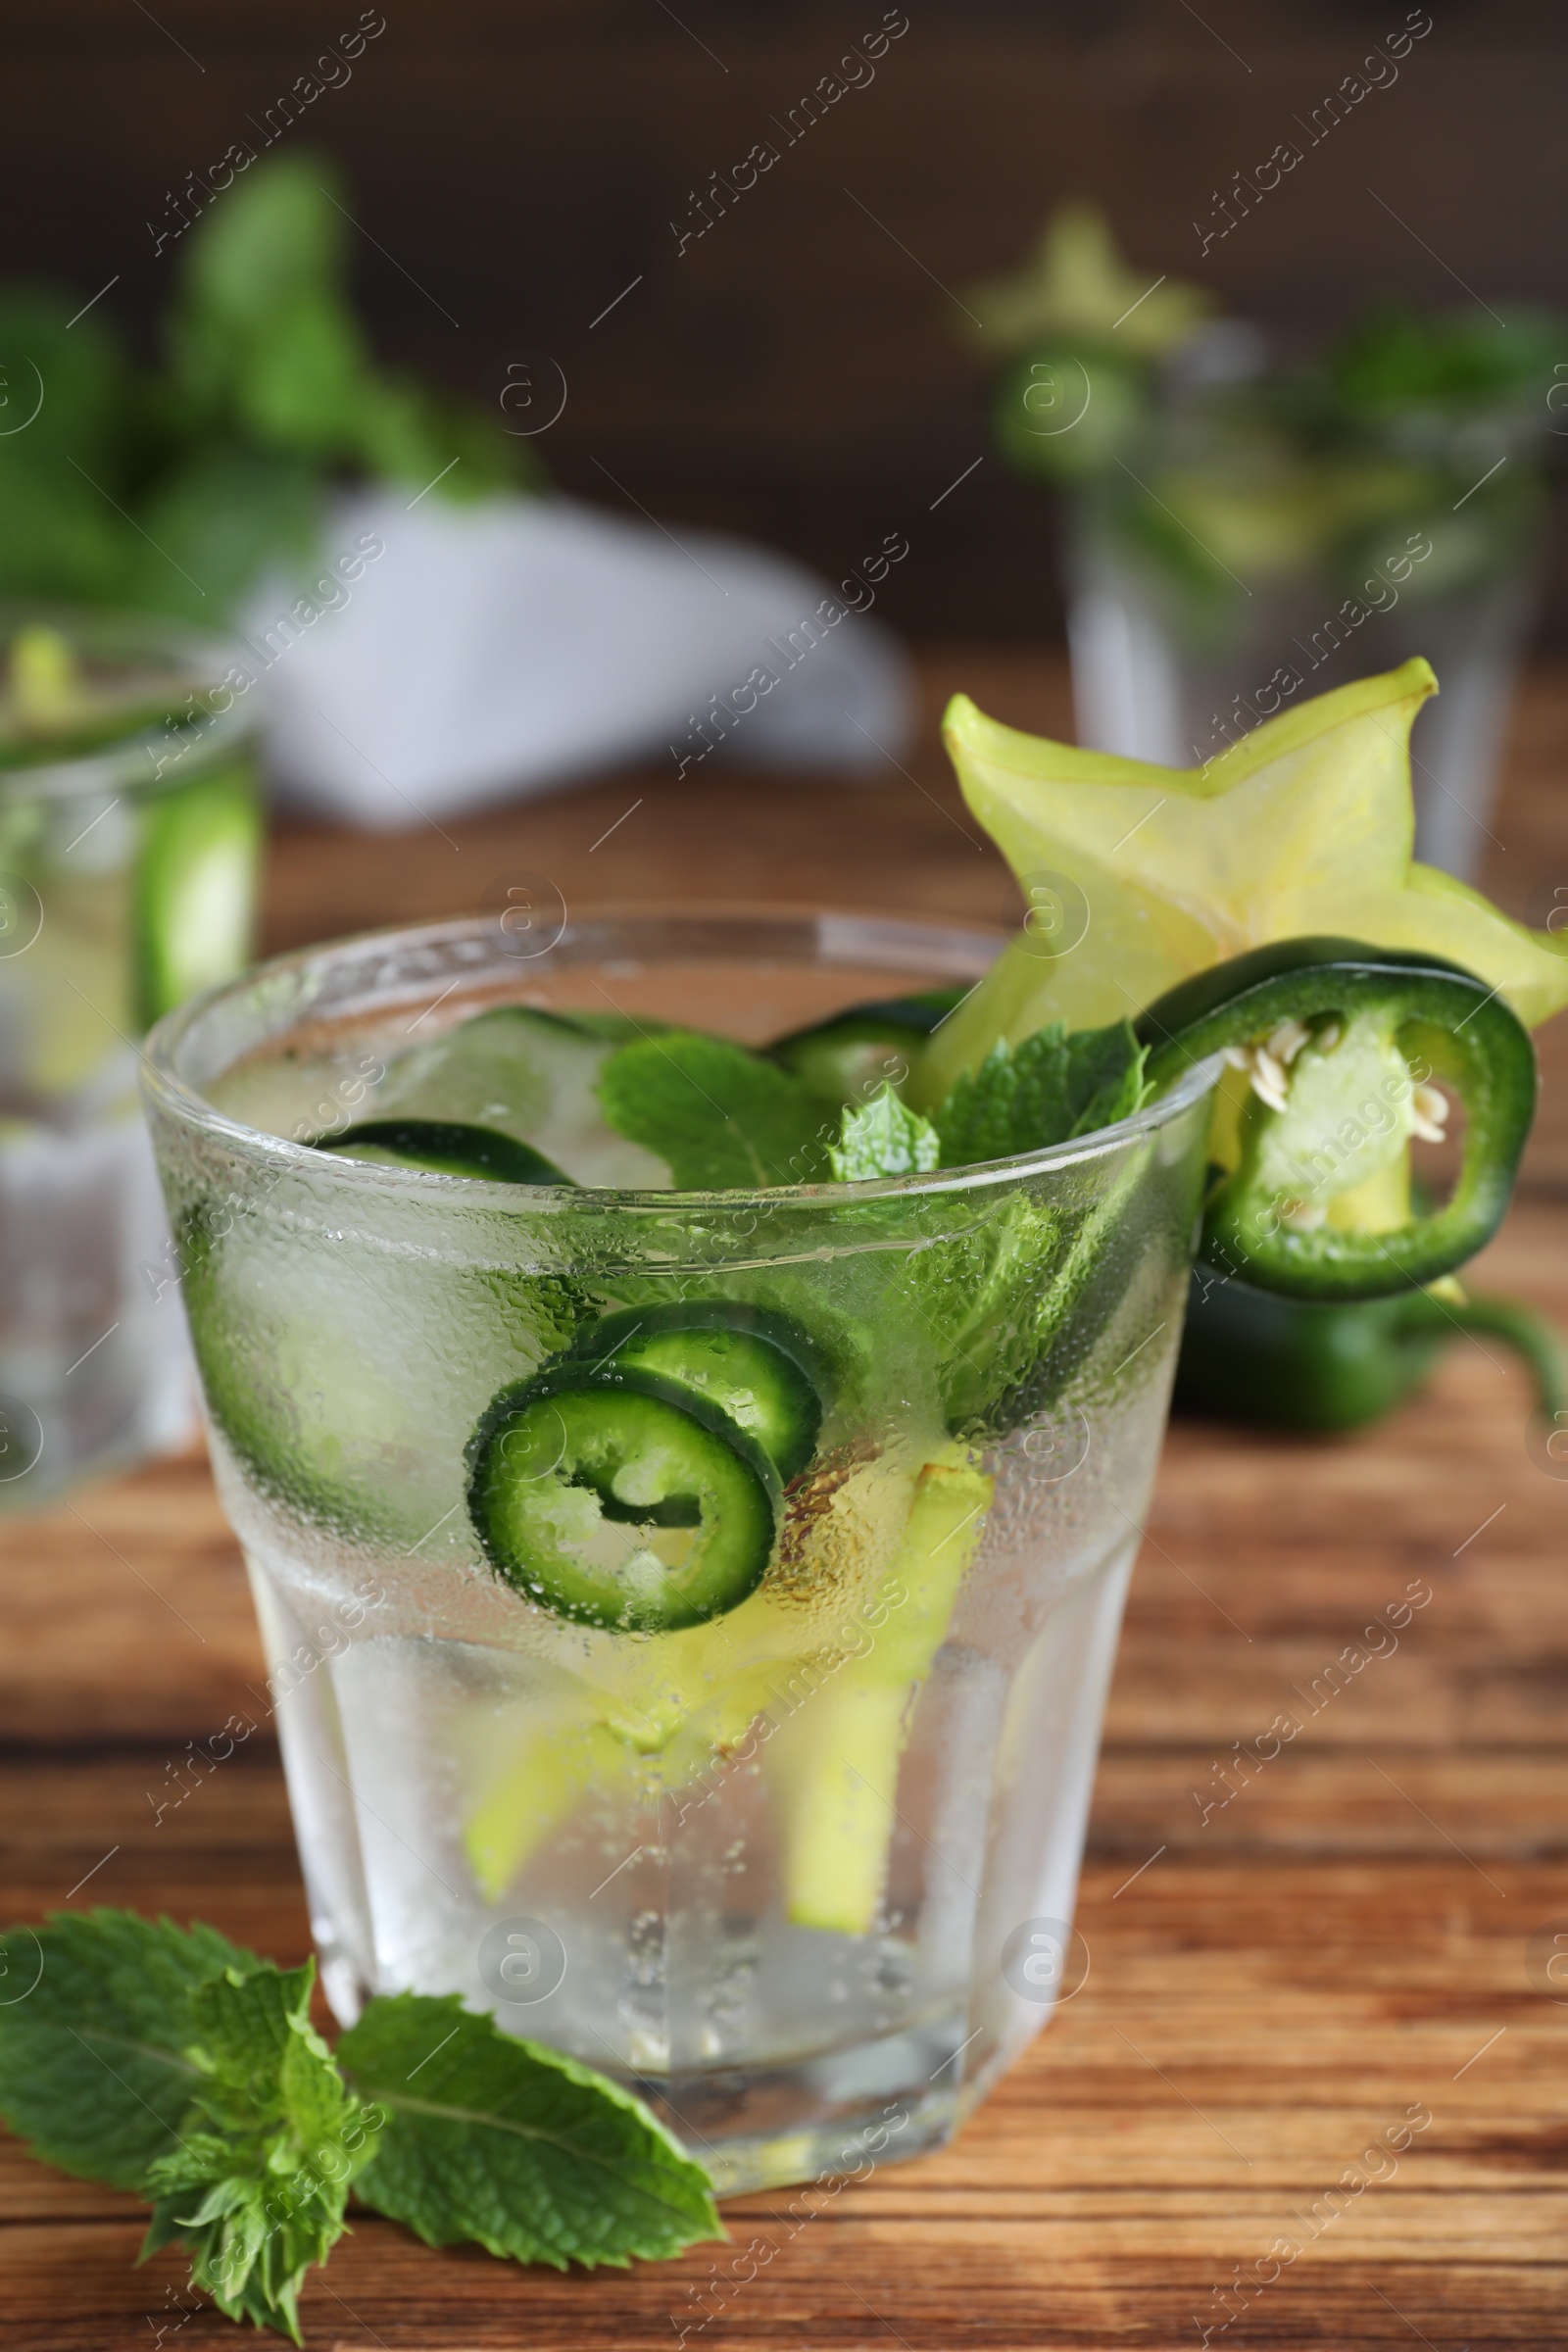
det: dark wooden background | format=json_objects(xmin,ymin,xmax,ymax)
[{"xmin": 7, "ymin": 1, "xmax": 1568, "ymax": 639}]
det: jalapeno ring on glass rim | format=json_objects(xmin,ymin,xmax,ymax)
[{"xmin": 1137, "ymin": 935, "xmax": 1537, "ymax": 1299}]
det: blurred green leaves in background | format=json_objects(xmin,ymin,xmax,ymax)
[{"xmin": 0, "ymin": 153, "xmax": 539, "ymax": 622}]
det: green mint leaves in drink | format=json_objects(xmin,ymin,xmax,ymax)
[
  {"xmin": 828, "ymin": 1086, "xmax": 941, "ymax": 1180},
  {"xmin": 0, "ymin": 1910, "xmax": 722, "ymax": 2343},
  {"xmin": 835, "ymin": 1021, "xmax": 1149, "ymax": 1179},
  {"xmin": 597, "ymin": 1030, "xmax": 832, "ymax": 1186},
  {"xmin": 935, "ymin": 1018, "xmax": 1152, "ymax": 1165},
  {"xmin": 593, "ymin": 1013, "xmax": 1151, "ymax": 1190}
]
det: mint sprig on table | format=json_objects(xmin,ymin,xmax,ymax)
[
  {"xmin": 338, "ymin": 1992, "xmax": 716, "ymax": 2269},
  {"xmin": 141, "ymin": 1957, "xmax": 374, "ymax": 2337},
  {"xmin": 0, "ymin": 1911, "xmax": 721, "ymax": 2344}
]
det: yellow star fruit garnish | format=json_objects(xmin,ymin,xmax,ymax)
[
  {"xmin": 963, "ymin": 200, "xmax": 1217, "ymax": 359},
  {"xmin": 919, "ymin": 658, "xmax": 1568, "ymax": 1115}
]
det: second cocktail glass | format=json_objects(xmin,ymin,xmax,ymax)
[{"xmin": 0, "ymin": 606, "xmax": 262, "ymax": 1497}]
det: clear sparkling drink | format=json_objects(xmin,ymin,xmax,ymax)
[{"xmin": 143, "ymin": 909, "xmax": 1211, "ymax": 2191}]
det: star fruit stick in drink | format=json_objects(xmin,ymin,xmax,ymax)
[
  {"xmin": 461, "ymin": 1426, "xmax": 936, "ymax": 1906},
  {"xmin": 461, "ymin": 1439, "xmax": 987, "ymax": 1928},
  {"xmin": 763, "ymin": 1446, "xmax": 993, "ymax": 1936}
]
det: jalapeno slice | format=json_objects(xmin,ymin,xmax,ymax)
[
  {"xmin": 314, "ymin": 1119, "xmax": 571, "ymax": 1186},
  {"xmin": 467, "ymin": 1364, "xmax": 779, "ymax": 1631},
  {"xmin": 1138, "ymin": 936, "xmax": 1537, "ymax": 1299},
  {"xmin": 562, "ymin": 1300, "xmax": 829, "ymax": 1483}
]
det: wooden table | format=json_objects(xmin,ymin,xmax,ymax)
[{"xmin": 4, "ymin": 653, "xmax": 1566, "ymax": 2349}]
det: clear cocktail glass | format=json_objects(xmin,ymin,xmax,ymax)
[
  {"xmin": 0, "ymin": 606, "xmax": 261, "ymax": 1499},
  {"xmin": 1063, "ymin": 387, "xmax": 1545, "ymax": 882},
  {"xmin": 142, "ymin": 906, "xmax": 1214, "ymax": 2193}
]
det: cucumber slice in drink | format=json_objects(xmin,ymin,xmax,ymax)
[
  {"xmin": 133, "ymin": 763, "xmax": 261, "ymax": 1030},
  {"xmin": 370, "ymin": 1005, "xmax": 666, "ymax": 1188},
  {"xmin": 18, "ymin": 875, "xmax": 134, "ymax": 1096},
  {"xmin": 180, "ymin": 1203, "xmax": 590, "ymax": 1542},
  {"xmin": 768, "ymin": 991, "xmax": 965, "ymax": 1105},
  {"xmin": 467, "ymin": 1366, "xmax": 780, "ymax": 1632},
  {"xmin": 317, "ymin": 1118, "xmax": 571, "ymax": 1186},
  {"xmin": 562, "ymin": 1301, "xmax": 829, "ymax": 1483}
]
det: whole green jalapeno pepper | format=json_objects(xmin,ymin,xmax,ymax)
[{"xmin": 1174, "ymin": 1271, "xmax": 1568, "ymax": 1434}]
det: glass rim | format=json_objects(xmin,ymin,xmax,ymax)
[
  {"xmin": 0, "ymin": 601, "xmax": 260, "ymax": 805},
  {"xmin": 141, "ymin": 906, "xmax": 1221, "ymax": 1210}
]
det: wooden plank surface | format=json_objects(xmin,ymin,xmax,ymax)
[{"xmin": 4, "ymin": 651, "xmax": 1568, "ymax": 2348}]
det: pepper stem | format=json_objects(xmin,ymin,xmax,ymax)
[{"xmin": 1429, "ymin": 1294, "xmax": 1568, "ymax": 1423}]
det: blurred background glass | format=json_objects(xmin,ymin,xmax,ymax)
[
  {"xmin": 972, "ymin": 204, "xmax": 1565, "ymax": 879},
  {"xmin": 0, "ymin": 610, "xmax": 260, "ymax": 1495}
]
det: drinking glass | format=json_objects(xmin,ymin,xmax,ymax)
[
  {"xmin": 142, "ymin": 908, "xmax": 1214, "ymax": 2193},
  {"xmin": 1063, "ymin": 389, "xmax": 1547, "ymax": 881},
  {"xmin": 0, "ymin": 606, "xmax": 261, "ymax": 1498}
]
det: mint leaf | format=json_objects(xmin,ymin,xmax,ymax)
[
  {"xmin": 598, "ymin": 1031, "xmax": 831, "ymax": 1188},
  {"xmin": 935, "ymin": 1019, "xmax": 1152, "ymax": 1165},
  {"xmin": 1, "ymin": 1917, "xmax": 717, "ymax": 2332},
  {"xmin": 895, "ymin": 1188, "xmax": 1066, "ymax": 1431},
  {"xmin": 141, "ymin": 1958, "xmax": 380, "ymax": 2344},
  {"xmin": 168, "ymin": 155, "xmax": 527, "ymax": 500},
  {"xmin": 340, "ymin": 1994, "xmax": 722, "ymax": 2270},
  {"xmin": 984, "ymin": 1142, "xmax": 1157, "ymax": 1428},
  {"xmin": 1008, "ymin": 1025, "xmax": 1073, "ymax": 1146},
  {"xmin": 936, "ymin": 1039, "xmax": 1018, "ymax": 1166},
  {"xmin": 0, "ymin": 1910, "xmax": 256, "ymax": 2190},
  {"xmin": 829, "ymin": 1085, "xmax": 941, "ymax": 1180},
  {"xmin": 901, "ymin": 1142, "xmax": 1155, "ymax": 1439},
  {"xmin": 1060, "ymin": 1020, "xmax": 1155, "ymax": 1137},
  {"xmin": 912, "ymin": 1019, "xmax": 1157, "ymax": 1434}
]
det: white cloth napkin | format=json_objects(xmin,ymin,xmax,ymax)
[{"xmin": 239, "ymin": 489, "xmax": 916, "ymax": 828}]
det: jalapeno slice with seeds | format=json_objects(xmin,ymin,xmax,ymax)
[
  {"xmin": 467, "ymin": 1364, "xmax": 779, "ymax": 1631},
  {"xmin": 1138, "ymin": 936, "xmax": 1536, "ymax": 1299}
]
